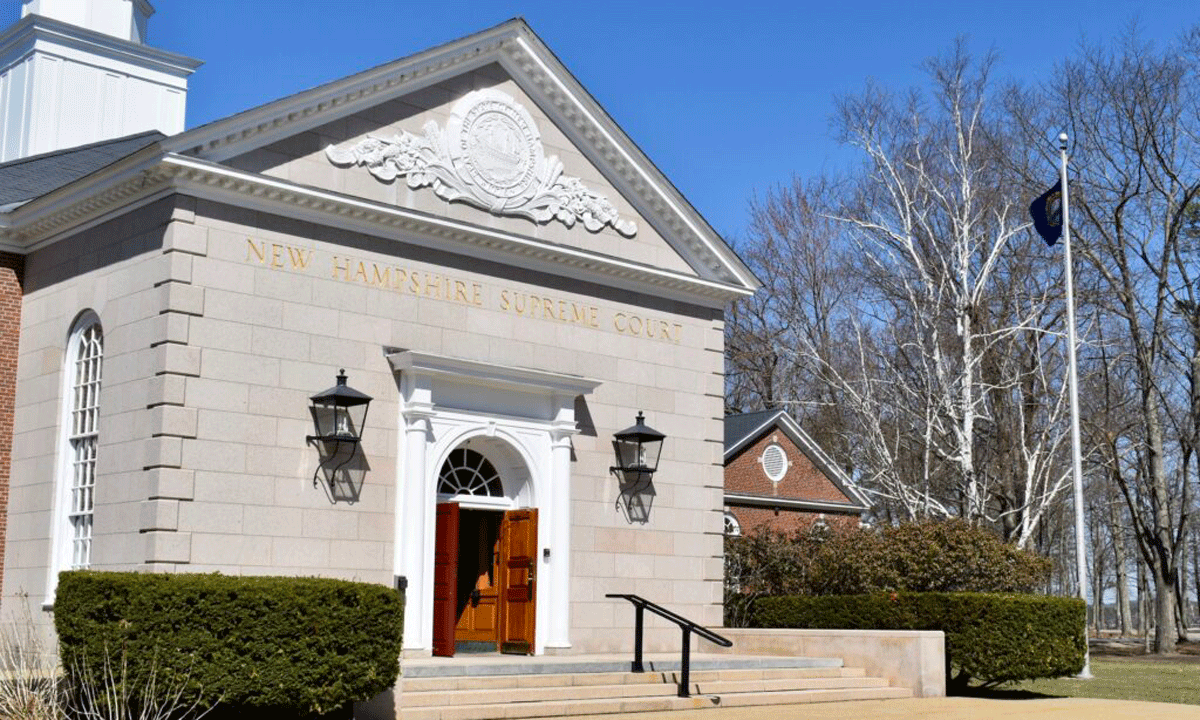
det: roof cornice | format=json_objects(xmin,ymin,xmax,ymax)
[
  {"xmin": 0, "ymin": 152, "xmax": 754, "ymax": 306},
  {"xmin": 498, "ymin": 30, "xmax": 758, "ymax": 290},
  {"xmin": 0, "ymin": 143, "xmax": 170, "ymax": 251},
  {"xmin": 162, "ymin": 23, "xmax": 518, "ymax": 160},
  {"xmin": 161, "ymin": 19, "xmax": 759, "ymax": 292},
  {"xmin": 0, "ymin": 14, "xmax": 202, "ymax": 76},
  {"xmin": 724, "ymin": 492, "xmax": 868, "ymax": 514}
]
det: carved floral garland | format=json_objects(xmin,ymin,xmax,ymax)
[{"xmin": 325, "ymin": 89, "xmax": 637, "ymax": 237}]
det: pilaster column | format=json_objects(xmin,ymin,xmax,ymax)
[
  {"xmin": 547, "ymin": 411, "xmax": 578, "ymax": 649},
  {"xmin": 399, "ymin": 404, "xmax": 433, "ymax": 653}
]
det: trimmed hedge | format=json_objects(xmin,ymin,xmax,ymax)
[
  {"xmin": 55, "ymin": 571, "xmax": 403, "ymax": 717},
  {"xmin": 753, "ymin": 592, "xmax": 1084, "ymax": 689}
]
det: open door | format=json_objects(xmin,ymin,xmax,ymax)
[
  {"xmin": 432, "ymin": 502, "xmax": 459, "ymax": 657},
  {"xmin": 499, "ymin": 508, "xmax": 538, "ymax": 655},
  {"xmin": 455, "ymin": 510, "xmax": 502, "ymax": 646}
]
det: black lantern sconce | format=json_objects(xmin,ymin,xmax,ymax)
[
  {"xmin": 610, "ymin": 411, "xmax": 665, "ymax": 477},
  {"xmin": 307, "ymin": 369, "xmax": 372, "ymax": 498},
  {"xmin": 610, "ymin": 411, "xmax": 665, "ymax": 524},
  {"xmin": 307, "ymin": 369, "xmax": 372, "ymax": 444}
]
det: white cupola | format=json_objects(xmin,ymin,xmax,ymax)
[
  {"xmin": 0, "ymin": 0, "xmax": 201, "ymax": 162},
  {"xmin": 22, "ymin": 0, "xmax": 154, "ymax": 43}
]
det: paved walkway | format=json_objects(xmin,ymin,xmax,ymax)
[{"xmin": 583, "ymin": 697, "xmax": 1200, "ymax": 719}]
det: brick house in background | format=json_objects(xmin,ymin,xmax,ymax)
[{"xmin": 724, "ymin": 409, "xmax": 870, "ymax": 536}]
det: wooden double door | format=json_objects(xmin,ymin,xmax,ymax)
[{"xmin": 433, "ymin": 504, "xmax": 537, "ymax": 657}]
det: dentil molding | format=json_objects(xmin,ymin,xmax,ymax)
[{"xmin": 325, "ymin": 89, "xmax": 637, "ymax": 237}]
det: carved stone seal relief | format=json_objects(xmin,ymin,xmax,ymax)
[{"xmin": 325, "ymin": 89, "xmax": 637, "ymax": 237}]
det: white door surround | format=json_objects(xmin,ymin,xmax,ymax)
[{"xmin": 386, "ymin": 350, "xmax": 600, "ymax": 656}]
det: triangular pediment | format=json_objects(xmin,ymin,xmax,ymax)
[
  {"xmin": 219, "ymin": 66, "xmax": 695, "ymax": 276},
  {"xmin": 163, "ymin": 20, "xmax": 758, "ymax": 294}
]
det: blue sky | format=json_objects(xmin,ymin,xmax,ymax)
[{"xmin": 111, "ymin": 1, "xmax": 1200, "ymax": 242}]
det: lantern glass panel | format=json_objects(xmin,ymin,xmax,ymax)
[
  {"xmin": 309, "ymin": 402, "xmax": 368, "ymax": 441},
  {"xmin": 640, "ymin": 436, "xmax": 662, "ymax": 473},
  {"xmin": 613, "ymin": 437, "xmax": 642, "ymax": 472},
  {"xmin": 344, "ymin": 403, "xmax": 368, "ymax": 439},
  {"xmin": 310, "ymin": 403, "xmax": 337, "ymax": 439}
]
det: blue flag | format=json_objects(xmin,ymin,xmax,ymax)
[{"xmin": 1030, "ymin": 180, "xmax": 1063, "ymax": 246}]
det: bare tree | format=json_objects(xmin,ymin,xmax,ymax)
[
  {"xmin": 725, "ymin": 28, "xmax": 1200, "ymax": 655},
  {"xmin": 830, "ymin": 41, "xmax": 1072, "ymax": 533},
  {"xmin": 1016, "ymin": 29, "xmax": 1200, "ymax": 651}
]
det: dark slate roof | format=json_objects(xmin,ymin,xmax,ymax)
[
  {"xmin": 0, "ymin": 131, "xmax": 164, "ymax": 209},
  {"xmin": 724, "ymin": 409, "xmax": 784, "ymax": 453}
]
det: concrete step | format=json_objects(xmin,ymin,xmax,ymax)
[
  {"xmin": 714, "ymin": 685, "xmax": 914, "ymax": 707},
  {"xmin": 403, "ymin": 685, "xmax": 913, "ymax": 720},
  {"xmin": 401, "ymin": 655, "xmax": 842, "ymax": 678},
  {"xmin": 672, "ymin": 666, "xmax": 867, "ymax": 683},
  {"xmin": 403, "ymin": 665, "xmax": 866, "ymax": 693},
  {"xmin": 404, "ymin": 674, "xmax": 893, "ymax": 708},
  {"xmin": 403, "ymin": 681, "xmax": 679, "ymax": 707},
  {"xmin": 403, "ymin": 694, "xmax": 720, "ymax": 720},
  {"xmin": 691, "ymin": 675, "xmax": 892, "ymax": 695}
]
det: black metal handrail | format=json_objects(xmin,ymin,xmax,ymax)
[{"xmin": 606, "ymin": 593, "xmax": 732, "ymax": 697}]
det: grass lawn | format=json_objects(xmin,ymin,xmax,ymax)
[{"xmin": 998, "ymin": 658, "xmax": 1200, "ymax": 705}]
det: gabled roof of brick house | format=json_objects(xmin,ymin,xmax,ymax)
[{"xmin": 723, "ymin": 409, "xmax": 871, "ymax": 512}]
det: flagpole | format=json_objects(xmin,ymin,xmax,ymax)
[{"xmin": 1060, "ymin": 131, "xmax": 1092, "ymax": 679}]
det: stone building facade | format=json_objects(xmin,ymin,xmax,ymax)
[{"xmin": 0, "ymin": 3, "xmax": 759, "ymax": 659}]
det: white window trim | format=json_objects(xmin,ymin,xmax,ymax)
[
  {"xmin": 724, "ymin": 510, "xmax": 742, "ymax": 537},
  {"xmin": 760, "ymin": 443, "xmax": 788, "ymax": 482},
  {"xmin": 46, "ymin": 312, "xmax": 103, "ymax": 605}
]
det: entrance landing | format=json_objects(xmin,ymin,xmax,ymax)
[{"xmin": 403, "ymin": 653, "xmax": 844, "ymax": 678}]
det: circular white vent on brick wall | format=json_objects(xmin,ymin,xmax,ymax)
[{"xmin": 761, "ymin": 444, "xmax": 787, "ymax": 482}]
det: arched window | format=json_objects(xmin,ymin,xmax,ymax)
[
  {"xmin": 723, "ymin": 510, "xmax": 742, "ymax": 537},
  {"xmin": 438, "ymin": 448, "xmax": 502, "ymax": 497},
  {"xmin": 52, "ymin": 315, "xmax": 103, "ymax": 583}
]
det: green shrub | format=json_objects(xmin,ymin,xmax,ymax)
[
  {"xmin": 724, "ymin": 519, "xmax": 1052, "ymax": 626},
  {"xmin": 753, "ymin": 592, "xmax": 1085, "ymax": 689},
  {"xmin": 55, "ymin": 571, "xmax": 404, "ymax": 717},
  {"xmin": 875, "ymin": 521, "xmax": 1052, "ymax": 593}
]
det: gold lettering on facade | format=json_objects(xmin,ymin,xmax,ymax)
[
  {"xmin": 372, "ymin": 265, "xmax": 391, "ymax": 287},
  {"xmin": 500, "ymin": 290, "xmax": 600, "ymax": 329},
  {"xmin": 332, "ymin": 256, "xmax": 351, "ymax": 281},
  {"xmin": 247, "ymin": 239, "xmax": 314, "ymax": 271},
  {"xmin": 288, "ymin": 246, "xmax": 313, "ymax": 269},
  {"xmin": 613, "ymin": 312, "xmax": 681, "ymax": 343},
  {"xmin": 247, "ymin": 239, "xmax": 267, "ymax": 264},
  {"xmin": 246, "ymin": 240, "xmax": 682, "ymax": 342}
]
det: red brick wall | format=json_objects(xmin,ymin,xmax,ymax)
[
  {"xmin": 728, "ymin": 506, "xmax": 859, "ymax": 535},
  {"xmin": 725, "ymin": 427, "xmax": 860, "ymax": 536},
  {"xmin": 726, "ymin": 430, "xmax": 853, "ymax": 502},
  {"xmin": 0, "ymin": 253, "xmax": 22, "ymax": 594}
]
